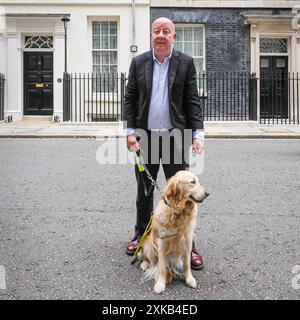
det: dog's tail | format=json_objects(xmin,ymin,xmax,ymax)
[
  {"xmin": 142, "ymin": 265, "xmax": 175, "ymax": 284},
  {"xmin": 142, "ymin": 264, "xmax": 158, "ymax": 282}
]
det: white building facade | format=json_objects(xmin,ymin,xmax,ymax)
[{"xmin": 0, "ymin": 0, "xmax": 150, "ymax": 121}]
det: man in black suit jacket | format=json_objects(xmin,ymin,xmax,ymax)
[{"xmin": 123, "ymin": 17, "xmax": 205, "ymax": 270}]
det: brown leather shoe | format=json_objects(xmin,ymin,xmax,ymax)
[
  {"xmin": 126, "ymin": 235, "xmax": 141, "ymax": 256},
  {"xmin": 191, "ymin": 245, "xmax": 204, "ymax": 270}
]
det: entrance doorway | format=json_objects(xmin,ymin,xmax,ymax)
[
  {"xmin": 24, "ymin": 52, "xmax": 53, "ymax": 115},
  {"xmin": 260, "ymin": 56, "xmax": 288, "ymax": 119}
]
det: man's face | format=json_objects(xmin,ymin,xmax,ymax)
[{"xmin": 151, "ymin": 18, "xmax": 176, "ymax": 55}]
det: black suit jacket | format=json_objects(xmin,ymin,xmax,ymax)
[{"xmin": 123, "ymin": 49, "xmax": 204, "ymax": 131}]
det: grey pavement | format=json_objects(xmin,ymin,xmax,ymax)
[
  {"xmin": 0, "ymin": 139, "xmax": 300, "ymax": 300},
  {"xmin": 0, "ymin": 119, "xmax": 300, "ymax": 138}
]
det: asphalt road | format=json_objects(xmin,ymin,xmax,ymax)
[{"xmin": 0, "ymin": 138, "xmax": 299, "ymax": 300}]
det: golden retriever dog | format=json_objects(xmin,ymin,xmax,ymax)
[{"xmin": 139, "ymin": 170, "xmax": 209, "ymax": 294}]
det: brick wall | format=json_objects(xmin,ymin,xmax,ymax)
[
  {"xmin": 150, "ymin": 8, "xmax": 254, "ymax": 119},
  {"xmin": 151, "ymin": 8, "xmax": 251, "ymax": 73}
]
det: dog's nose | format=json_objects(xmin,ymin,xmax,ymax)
[{"xmin": 205, "ymin": 192, "xmax": 209, "ymax": 198}]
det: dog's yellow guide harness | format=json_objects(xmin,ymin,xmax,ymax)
[
  {"xmin": 131, "ymin": 196, "xmax": 179, "ymax": 264},
  {"xmin": 158, "ymin": 229, "xmax": 179, "ymax": 239},
  {"xmin": 158, "ymin": 196, "xmax": 179, "ymax": 239}
]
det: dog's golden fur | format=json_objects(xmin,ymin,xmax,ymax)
[{"xmin": 139, "ymin": 170, "xmax": 208, "ymax": 294}]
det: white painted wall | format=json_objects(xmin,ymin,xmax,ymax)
[
  {"xmin": 0, "ymin": 4, "xmax": 7, "ymax": 114},
  {"xmin": 3, "ymin": 3, "xmax": 150, "ymax": 73},
  {"xmin": 0, "ymin": 1, "xmax": 150, "ymax": 119},
  {"xmin": 150, "ymin": 0, "xmax": 300, "ymax": 8}
]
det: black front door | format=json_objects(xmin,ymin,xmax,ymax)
[
  {"xmin": 24, "ymin": 52, "xmax": 53, "ymax": 115},
  {"xmin": 260, "ymin": 56, "xmax": 288, "ymax": 118}
]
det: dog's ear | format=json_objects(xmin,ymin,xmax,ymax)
[{"xmin": 165, "ymin": 178, "xmax": 183, "ymax": 204}]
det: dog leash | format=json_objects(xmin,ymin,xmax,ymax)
[
  {"xmin": 131, "ymin": 215, "xmax": 153, "ymax": 265},
  {"xmin": 134, "ymin": 150, "xmax": 162, "ymax": 196},
  {"xmin": 130, "ymin": 150, "xmax": 161, "ymax": 265}
]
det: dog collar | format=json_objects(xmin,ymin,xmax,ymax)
[
  {"xmin": 158, "ymin": 229, "xmax": 178, "ymax": 239},
  {"xmin": 163, "ymin": 196, "xmax": 172, "ymax": 208},
  {"xmin": 159, "ymin": 196, "xmax": 180, "ymax": 238}
]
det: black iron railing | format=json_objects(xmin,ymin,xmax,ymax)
[
  {"xmin": 198, "ymin": 72, "xmax": 257, "ymax": 121},
  {"xmin": 62, "ymin": 72, "xmax": 299, "ymax": 124},
  {"xmin": 62, "ymin": 72, "xmax": 126, "ymax": 122},
  {"xmin": 259, "ymin": 72, "xmax": 300, "ymax": 125},
  {"xmin": 0, "ymin": 73, "xmax": 5, "ymax": 121}
]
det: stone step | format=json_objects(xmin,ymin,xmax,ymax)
[{"xmin": 22, "ymin": 116, "xmax": 53, "ymax": 122}]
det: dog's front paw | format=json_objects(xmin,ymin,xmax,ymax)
[
  {"xmin": 140, "ymin": 261, "xmax": 149, "ymax": 271},
  {"xmin": 154, "ymin": 281, "xmax": 166, "ymax": 294},
  {"xmin": 185, "ymin": 276, "xmax": 197, "ymax": 289}
]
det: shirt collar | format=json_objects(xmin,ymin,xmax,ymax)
[{"xmin": 152, "ymin": 47, "xmax": 173, "ymax": 64}]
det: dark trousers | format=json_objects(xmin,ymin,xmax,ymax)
[{"xmin": 134, "ymin": 130, "xmax": 190, "ymax": 236}]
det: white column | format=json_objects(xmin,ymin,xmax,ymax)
[
  {"xmin": 0, "ymin": 33, "xmax": 6, "ymax": 74},
  {"xmin": 0, "ymin": 33, "xmax": 7, "ymax": 118},
  {"xmin": 250, "ymin": 24, "xmax": 260, "ymax": 121},
  {"xmin": 250, "ymin": 24, "xmax": 257, "ymax": 74},
  {"xmin": 0, "ymin": 6, "xmax": 6, "ymax": 74},
  {"xmin": 294, "ymin": 30, "xmax": 300, "ymax": 122},
  {"xmin": 1, "ymin": 7, "xmax": 8, "ymax": 118},
  {"xmin": 296, "ymin": 30, "xmax": 300, "ymax": 74},
  {"xmin": 6, "ymin": 31, "xmax": 22, "ymax": 120},
  {"xmin": 53, "ymin": 27, "xmax": 65, "ymax": 120}
]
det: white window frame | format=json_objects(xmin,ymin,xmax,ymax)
[
  {"xmin": 86, "ymin": 18, "xmax": 120, "ymax": 115},
  {"xmin": 174, "ymin": 24, "xmax": 206, "ymax": 95},
  {"xmin": 174, "ymin": 23, "xmax": 206, "ymax": 74},
  {"xmin": 91, "ymin": 20, "xmax": 119, "ymax": 76}
]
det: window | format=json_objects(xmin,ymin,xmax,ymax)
[
  {"xmin": 24, "ymin": 36, "xmax": 53, "ymax": 49},
  {"xmin": 174, "ymin": 25, "xmax": 205, "ymax": 74},
  {"xmin": 260, "ymin": 38, "xmax": 288, "ymax": 54},
  {"xmin": 92, "ymin": 21, "xmax": 118, "ymax": 92}
]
